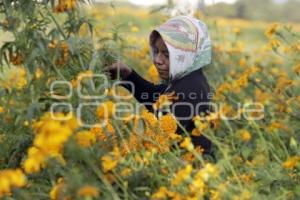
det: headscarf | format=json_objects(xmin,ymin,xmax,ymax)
[{"xmin": 149, "ymin": 16, "xmax": 212, "ymax": 83}]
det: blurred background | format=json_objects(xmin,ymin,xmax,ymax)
[{"xmin": 95, "ymin": 0, "xmax": 300, "ymax": 23}]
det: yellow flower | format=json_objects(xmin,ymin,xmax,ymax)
[
  {"xmin": 131, "ymin": 26, "xmax": 139, "ymax": 33},
  {"xmin": 141, "ymin": 109, "xmax": 158, "ymax": 128},
  {"xmin": 171, "ymin": 164, "xmax": 193, "ymax": 186},
  {"xmin": 120, "ymin": 168, "xmax": 132, "ymax": 177},
  {"xmin": 91, "ymin": 121, "xmax": 115, "ymax": 142},
  {"xmin": 195, "ymin": 163, "xmax": 218, "ymax": 182},
  {"xmin": 101, "ymin": 155, "xmax": 118, "ymax": 173},
  {"xmin": 236, "ymin": 73, "xmax": 249, "ymax": 88},
  {"xmin": 23, "ymin": 112, "xmax": 78, "ymax": 173},
  {"xmin": 193, "ymin": 116, "xmax": 210, "ymax": 135},
  {"xmin": 147, "ymin": 64, "xmax": 160, "ymax": 84},
  {"xmin": 101, "ymin": 147, "xmax": 120, "ymax": 173},
  {"xmin": 75, "ymin": 130, "xmax": 97, "ymax": 147},
  {"xmin": 189, "ymin": 178, "xmax": 205, "ymax": 197},
  {"xmin": 53, "ymin": 0, "xmax": 76, "ymax": 13},
  {"xmin": 269, "ymin": 38, "xmax": 280, "ymax": 48},
  {"xmin": 293, "ymin": 63, "xmax": 300, "ymax": 75},
  {"xmin": 239, "ymin": 129, "xmax": 251, "ymax": 142},
  {"xmin": 233, "ymin": 190, "xmax": 252, "ymax": 200},
  {"xmin": 282, "ymin": 156, "xmax": 300, "ymax": 169},
  {"xmin": 0, "ymin": 106, "xmax": 4, "ymax": 113},
  {"xmin": 151, "ymin": 186, "xmax": 169, "ymax": 199},
  {"xmin": 210, "ymin": 190, "xmax": 221, "ymax": 200},
  {"xmin": 77, "ymin": 185, "xmax": 99, "ymax": 198},
  {"xmin": 233, "ymin": 27, "xmax": 240, "ymax": 35},
  {"xmin": 169, "ymin": 132, "xmax": 182, "ymax": 142},
  {"xmin": 77, "ymin": 70, "xmax": 93, "ymax": 82},
  {"xmin": 0, "ymin": 169, "xmax": 27, "ymax": 198},
  {"xmin": 159, "ymin": 114, "xmax": 177, "ymax": 135},
  {"xmin": 23, "ymin": 147, "xmax": 46, "ymax": 174},
  {"xmin": 255, "ymin": 89, "xmax": 272, "ymax": 104},
  {"xmin": 0, "ymin": 65, "xmax": 27, "ymax": 90},
  {"xmin": 49, "ymin": 178, "xmax": 65, "ymax": 200},
  {"xmin": 239, "ymin": 57, "xmax": 246, "ymax": 67},
  {"xmin": 153, "ymin": 92, "xmax": 177, "ymax": 111},
  {"xmin": 215, "ymin": 82, "xmax": 231, "ymax": 99},
  {"xmin": 191, "ymin": 128, "xmax": 202, "ymax": 136},
  {"xmin": 35, "ymin": 67, "xmax": 43, "ymax": 79},
  {"xmin": 265, "ymin": 23, "xmax": 279, "ymax": 38},
  {"xmin": 180, "ymin": 137, "xmax": 194, "ymax": 151},
  {"xmin": 96, "ymin": 101, "xmax": 116, "ymax": 119},
  {"xmin": 267, "ymin": 121, "xmax": 288, "ymax": 133}
]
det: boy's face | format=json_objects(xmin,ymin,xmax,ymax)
[{"xmin": 153, "ymin": 37, "xmax": 170, "ymax": 80}]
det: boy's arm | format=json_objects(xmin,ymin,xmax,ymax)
[{"xmin": 121, "ymin": 69, "xmax": 167, "ymax": 111}]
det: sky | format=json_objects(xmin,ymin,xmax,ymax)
[{"xmin": 128, "ymin": 0, "xmax": 237, "ymax": 6}]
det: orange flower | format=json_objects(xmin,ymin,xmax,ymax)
[
  {"xmin": 96, "ymin": 101, "xmax": 116, "ymax": 119},
  {"xmin": 9, "ymin": 52, "xmax": 23, "ymax": 65},
  {"xmin": 53, "ymin": 0, "xmax": 76, "ymax": 13},
  {"xmin": 282, "ymin": 156, "xmax": 300, "ymax": 169},
  {"xmin": 159, "ymin": 114, "xmax": 177, "ymax": 135},
  {"xmin": 77, "ymin": 185, "xmax": 99, "ymax": 198},
  {"xmin": 265, "ymin": 23, "xmax": 279, "ymax": 38},
  {"xmin": 153, "ymin": 92, "xmax": 178, "ymax": 111}
]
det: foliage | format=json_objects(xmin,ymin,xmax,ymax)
[{"xmin": 0, "ymin": 1, "xmax": 300, "ymax": 200}]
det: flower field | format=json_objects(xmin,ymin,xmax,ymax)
[{"xmin": 0, "ymin": 1, "xmax": 300, "ymax": 199}]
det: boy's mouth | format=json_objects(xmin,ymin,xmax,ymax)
[{"xmin": 158, "ymin": 71, "xmax": 169, "ymax": 79}]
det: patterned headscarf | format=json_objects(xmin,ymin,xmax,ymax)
[{"xmin": 149, "ymin": 16, "xmax": 212, "ymax": 83}]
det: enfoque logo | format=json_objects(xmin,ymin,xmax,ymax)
[{"xmin": 49, "ymin": 73, "xmax": 265, "ymax": 128}]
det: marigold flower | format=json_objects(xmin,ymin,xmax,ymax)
[
  {"xmin": 265, "ymin": 23, "xmax": 279, "ymax": 38},
  {"xmin": 76, "ymin": 130, "xmax": 97, "ymax": 147},
  {"xmin": 239, "ymin": 57, "xmax": 246, "ymax": 67},
  {"xmin": 239, "ymin": 129, "xmax": 251, "ymax": 142},
  {"xmin": 96, "ymin": 101, "xmax": 116, "ymax": 119},
  {"xmin": 151, "ymin": 186, "xmax": 169, "ymax": 199},
  {"xmin": 23, "ymin": 112, "xmax": 78, "ymax": 173},
  {"xmin": 101, "ymin": 147, "xmax": 120, "ymax": 173},
  {"xmin": 53, "ymin": 0, "xmax": 77, "ymax": 13},
  {"xmin": 159, "ymin": 114, "xmax": 177, "ymax": 135},
  {"xmin": 49, "ymin": 178, "xmax": 65, "ymax": 200},
  {"xmin": 293, "ymin": 63, "xmax": 300, "ymax": 75},
  {"xmin": 101, "ymin": 156, "xmax": 118, "ymax": 173},
  {"xmin": 9, "ymin": 52, "xmax": 23, "ymax": 65},
  {"xmin": 35, "ymin": 67, "xmax": 43, "ymax": 79},
  {"xmin": 141, "ymin": 110, "xmax": 158, "ymax": 127},
  {"xmin": 0, "ymin": 66, "xmax": 27, "ymax": 90},
  {"xmin": 120, "ymin": 168, "xmax": 132, "ymax": 177},
  {"xmin": 91, "ymin": 121, "xmax": 115, "ymax": 142},
  {"xmin": 195, "ymin": 163, "xmax": 218, "ymax": 182},
  {"xmin": 268, "ymin": 39, "xmax": 280, "ymax": 49},
  {"xmin": 233, "ymin": 27, "xmax": 241, "ymax": 35},
  {"xmin": 153, "ymin": 92, "xmax": 178, "ymax": 111},
  {"xmin": 23, "ymin": 147, "xmax": 46, "ymax": 174},
  {"xmin": 77, "ymin": 185, "xmax": 100, "ymax": 198},
  {"xmin": 171, "ymin": 164, "xmax": 193, "ymax": 186},
  {"xmin": 180, "ymin": 137, "xmax": 194, "ymax": 151},
  {"xmin": 267, "ymin": 121, "xmax": 288, "ymax": 133},
  {"xmin": 282, "ymin": 156, "xmax": 300, "ymax": 169},
  {"xmin": 131, "ymin": 26, "xmax": 139, "ymax": 33},
  {"xmin": 0, "ymin": 169, "xmax": 27, "ymax": 197}
]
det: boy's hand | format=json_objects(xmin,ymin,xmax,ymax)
[{"xmin": 106, "ymin": 61, "xmax": 132, "ymax": 79}]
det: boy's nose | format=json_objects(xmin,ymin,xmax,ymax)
[{"xmin": 154, "ymin": 53, "xmax": 164, "ymax": 64}]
